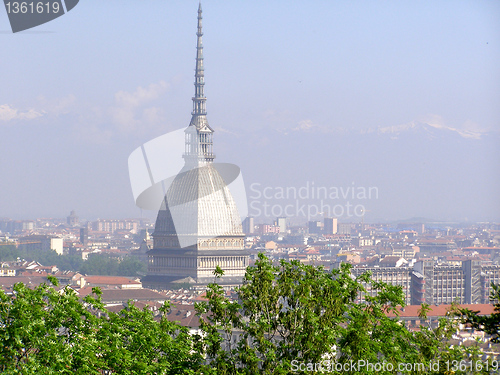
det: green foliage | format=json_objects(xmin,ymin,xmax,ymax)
[
  {"xmin": 0, "ymin": 278, "xmax": 103, "ymax": 374},
  {"xmin": 337, "ymin": 280, "xmax": 423, "ymax": 371},
  {"xmin": 1, "ymin": 253, "xmax": 496, "ymax": 374},
  {"xmin": 417, "ymin": 303, "xmax": 431, "ymax": 319},
  {"xmin": 3, "ymin": 247, "xmax": 84, "ymax": 272},
  {"xmin": 415, "ymin": 308, "xmax": 494, "ymax": 375},
  {"xmin": 2, "ymin": 246, "xmax": 145, "ymax": 277},
  {"xmin": 195, "ymin": 254, "xmax": 487, "ymax": 375},
  {"xmin": 0, "ymin": 245, "xmax": 18, "ymax": 261},
  {"xmin": 459, "ymin": 283, "xmax": 500, "ymax": 343},
  {"xmin": 79, "ymin": 253, "xmax": 119, "ymax": 275},
  {"xmin": 116, "ymin": 256, "xmax": 147, "ymax": 276},
  {"xmin": 95, "ymin": 302, "xmax": 202, "ymax": 374},
  {"xmin": 0, "ymin": 279, "xmax": 201, "ymax": 374},
  {"xmin": 79, "ymin": 254, "xmax": 146, "ymax": 277}
]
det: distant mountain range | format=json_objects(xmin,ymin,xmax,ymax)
[
  {"xmin": 374, "ymin": 121, "xmax": 488, "ymax": 140},
  {"xmin": 215, "ymin": 121, "xmax": 500, "ymax": 223}
]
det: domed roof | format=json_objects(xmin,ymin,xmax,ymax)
[
  {"xmin": 153, "ymin": 162, "xmax": 244, "ymax": 248},
  {"xmin": 153, "ymin": 4, "xmax": 244, "ymax": 250}
]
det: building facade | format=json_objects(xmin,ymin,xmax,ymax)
[
  {"xmin": 277, "ymin": 217, "xmax": 287, "ymax": 234},
  {"xmin": 323, "ymin": 218, "xmax": 338, "ymax": 235},
  {"xmin": 242, "ymin": 217, "xmax": 254, "ymax": 235},
  {"xmin": 481, "ymin": 265, "xmax": 500, "ymax": 304},
  {"xmin": 411, "ymin": 260, "xmax": 489, "ymax": 305},
  {"xmin": 18, "ymin": 235, "xmax": 64, "ymax": 255},
  {"xmin": 352, "ymin": 266, "xmax": 413, "ymax": 305},
  {"xmin": 143, "ymin": 5, "xmax": 249, "ymax": 289}
]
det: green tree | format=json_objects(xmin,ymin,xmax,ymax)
[
  {"xmin": 459, "ymin": 283, "xmax": 500, "ymax": 342},
  {"xmin": 195, "ymin": 254, "xmax": 430, "ymax": 374},
  {"xmin": 55, "ymin": 253, "xmax": 84, "ymax": 272},
  {"xmin": 95, "ymin": 298, "xmax": 203, "ymax": 374},
  {"xmin": 2, "ymin": 246, "xmax": 143, "ymax": 276},
  {"xmin": 2, "ymin": 254, "xmax": 495, "ymax": 374},
  {"xmin": 0, "ymin": 276, "xmax": 103, "ymax": 374},
  {"xmin": 195, "ymin": 254, "xmax": 495, "ymax": 375},
  {"xmin": 415, "ymin": 304, "xmax": 494, "ymax": 375},
  {"xmin": 79, "ymin": 254, "xmax": 145, "ymax": 277},
  {"xmin": 79, "ymin": 253, "xmax": 119, "ymax": 275},
  {"xmin": 13, "ymin": 248, "xmax": 84, "ymax": 272},
  {"xmin": 0, "ymin": 245, "xmax": 19, "ymax": 261},
  {"xmin": 117, "ymin": 256, "xmax": 147, "ymax": 276},
  {"xmin": 0, "ymin": 277, "xmax": 202, "ymax": 374}
]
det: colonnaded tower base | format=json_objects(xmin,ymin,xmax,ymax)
[{"xmin": 142, "ymin": 4, "xmax": 249, "ymax": 290}]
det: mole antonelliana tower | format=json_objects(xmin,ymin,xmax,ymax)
[{"xmin": 143, "ymin": 4, "xmax": 249, "ymax": 289}]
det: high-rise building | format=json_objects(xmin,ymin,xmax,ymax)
[
  {"xmin": 143, "ymin": 5, "xmax": 249, "ymax": 289},
  {"xmin": 1, "ymin": 220, "xmax": 35, "ymax": 233},
  {"xmin": 242, "ymin": 217, "xmax": 254, "ymax": 234},
  {"xmin": 18, "ymin": 235, "xmax": 64, "ymax": 255},
  {"xmin": 323, "ymin": 217, "xmax": 338, "ymax": 235},
  {"xmin": 91, "ymin": 219, "xmax": 139, "ymax": 234},
  {"xmin": 79, "ymin": 227, "xmax": 89, "ymax": 246},
  {"xmin": 481, "ymin": 265, "xmax": 500, "ymax": 303},
  {"xmin": 411, "ymin": 260, "xmax": 483, "ymax": 305},
  {"xmin": 352, "ymin": 266, "xmax": 412, "ymax": 306},
  {"xmin": 350, "ymin": 258, "xmax": 500, "ymax": 307},
  {"xmin": 338, "ymin": 223, "xmax": 353, "ymax": 235},
  {"xmin": 308, "ymin": 220, "xmax": 323, "ymax": 234},
  {"xmin": 277, "ymin": 217, "xmax": 287, "ymax": 233}
]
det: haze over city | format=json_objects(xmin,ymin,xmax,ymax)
[
  {"xmin": 0, "ymin": 0, "xmax": 499, "ymax": 222},
  {"xmin": 2, "ymin": 2, "xmax": 500, "ymax": 371}
]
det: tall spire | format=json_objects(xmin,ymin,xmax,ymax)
[
  {"xmin": 185, "ymin": 2, "xmax": 214, "ymax": 163},
  {"xmin": 193, "ymin": 2, "xmax": 206, "ymax": 116}
]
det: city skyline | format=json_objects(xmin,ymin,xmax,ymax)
[{"xmin": 0, "ymin": 1, "xmax": 499, "ymax": 222}]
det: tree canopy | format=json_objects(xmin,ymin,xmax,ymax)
[
  {"xmin": 0, "ymin": 246, "xmax": 145, "ymax": 277},
  {"xmin": 0, "ymin": 277, "xmax": 201, "ymax": 374},
  {"xmin": 460, "ymin": 283, "xmax": 500, "ymax": 343},
  {"xmin": 79, "ymin": 254, "xmax": 146, "ymax": 277},
  {"xmin": 0, "ymin": 254, "xmax": 498, "ymax": 374},
  {"xmin": 194, "ymin": 254, "xmax": 497, "ymax": 374}
]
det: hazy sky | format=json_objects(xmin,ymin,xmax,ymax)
[{"xmin": 0, "ymin": 1, "xmax": 499, "ymax": 223}]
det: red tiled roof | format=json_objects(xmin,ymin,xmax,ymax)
[
  {"xmin": 0, "ymin": 276, "xmax": 49, "ymax": 289},
  {"xmin": 380, "ymin": 256, "xmax": 402, "ymax": 263},
  {"xmin": 193, "ymin": 292, "xmax": 208, "ymax": 301},
  {"xmin": 166, "ymin": 305, "xmax": 200, "ymax": 328},
  {"xmin": 84, "ymin": 275, "xmax": 141, "ymax": 285},
  {"xmin": 305, "ymin": 249, "xmax": 320, "ymax": 254},
  {"xmin": 19, "ymin": 270, "xmax": 49, "ymax": 276},
  {"xmin": 77, "ymin": 287, "xmax": 166, "ymax": 303}
]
